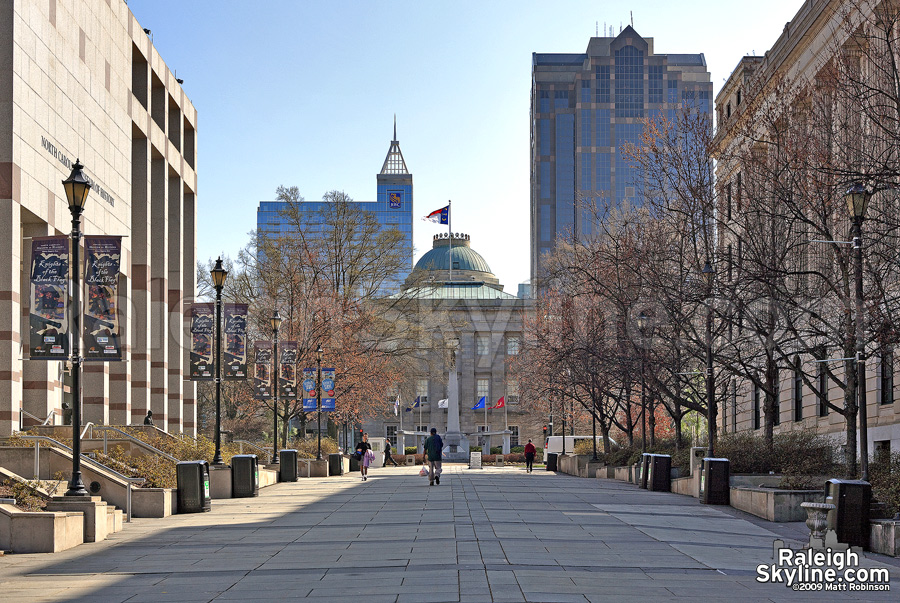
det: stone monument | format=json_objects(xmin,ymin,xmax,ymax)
[{"xmin": 442, "ymin": 338, "xmax": 470, "ymax": 461}]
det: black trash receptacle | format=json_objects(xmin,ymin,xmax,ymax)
[
  {"xmin": 232, "ymin": 454, "xmax": 260, "ymax": 497},
  {"xmin": 648, "ymin": 454, "xmax": 672, "ymax": 492},
  {"xmin": 700, "ymin": 458, "xmax": 730, "ymax": 505},
  {"xmin": 348, "ymin": 454, "xmax": 360, "ymax": 472},
  {"xmin": 328, "ymin": 453, "xmax": 344, "ymax": 476},
  {"xmin": 825, "ymin": 479, "xmax": 871, "ymax": 549},
  {"xmin": 546, "ymin": 453, "xmax": 558, "ymax": 471},
  {"xmin": 639, "ymin": 453, "xmax": 652, "ymax": 489},
  {"xmin": 176, "ymin": 460, "xmax": 211, "ymax": 513},
  {"xmin": 279, "ymin": 449, "xmax": 298, "ymax": 482}
]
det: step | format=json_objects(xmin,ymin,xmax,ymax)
[{"xmin": 107, "ymin": 506, "xmax": 124, "ymax": 534}]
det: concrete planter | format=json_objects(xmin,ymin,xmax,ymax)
[
  {"xmin": 259, "ymin": 468, "xmax": 278, "ymax": 487},
  {"xmin": 613, "ymin": 465, "xmax": 631, "ymax": 482},
  {"xmin": 729, "ymin": 486, "xmax": 824, "ymax": 522},
  {"xmin": 308, "ymin": 459, "xmax": 328, "ymax": 477},
  {"xmin": 870, "ymin": 519, "xmax": 900, "ymax": 557},
  {"xmin": 132, "ymin": 488, "xmax": 175, "ymax": 518},
  {"xmin": 0, "ymin": 501, "xmax": 84, "ymax": 553}
]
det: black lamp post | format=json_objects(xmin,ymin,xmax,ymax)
[
  {"xmin": 846, "ymin": 181, "xmax": 871, "ymax": 482},
  {"xmin": 271, "ymin": 310, "xmax": 282, "ymax": 464},
  {"xmin": 316, "ymin": 344, "xmax": 323, "ymax": 461},
  {"xmin": 702, "ymin": 260, "xmax": 716, "ymax": 457},
  {"xmin": 637, "ymin": 311, "xmax": 649, "ymax": 454},
  {"xmin": 210, "ymin": 258, "xmax": 227, "ymax": 465},
  {"xmin": 62, "ymin": 159, "xmax": 91, "ymax": 497}
]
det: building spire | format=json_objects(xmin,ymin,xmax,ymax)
[{"xmin": 380, "ymin": 117, "xmax": 409, "ymax": 175}]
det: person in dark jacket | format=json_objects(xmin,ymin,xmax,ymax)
[
  {"xmin": 524, "ymin": 439, "xmax": 536, "ymax": 473},
  {"xmin": 384, "ymin": 438, "xmax": 400, "ymax": 467},
  {"xmin": 423, "ymin": 428, "xmax": 443, "ymax": 485},
  {"xmin": 355, "ymin": 433, "xmax": 372, "ymax": 481},
  {"xmin": 143, "ymin": 410, "xmax": 154, "ymax": 426}
]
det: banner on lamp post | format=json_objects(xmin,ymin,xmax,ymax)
[
  {"xmin": 321, "ymin": 368, "xmax": 336, "ymax": 411},
  {"xmin": 223, "ymin": 303, "xmax": 248, "ymax": 380},
  {"xmin": 83, "ymin": 236, "xmax": 122, "ymax": 361},
  {"xmin": 301, "ymin": 368, "xmax": 317, "ymax": 412},
  {"xmin": 279, "ymin": 341, "xmax": 298, "ymax": 398},
  {"xmin": 253, "ymin": 341, "xmax": 273, "ymax": 400},
  {"xmin": 189, "ymin": 303, "xmax": 215, "ymax": 380},
  {"xmin": 29, "ymin": 236, "xmax": 69, "ymax": 360}
]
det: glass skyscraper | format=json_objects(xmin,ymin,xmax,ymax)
[
  {"xmin": 530, "ymin": 26, "xmax": 712, "ymax": 284},
  {"xmin": 256, "ymin": 124, "xmax": 414, "ymax": 287}
]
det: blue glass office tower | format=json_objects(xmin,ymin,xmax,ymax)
[
  {"xmin": 257, "ymin": 123, "xmax": 414, "ymax": 288},
  {"xmin": 530, "ymin": 27, "xmax": 712, "ymax": 284}
]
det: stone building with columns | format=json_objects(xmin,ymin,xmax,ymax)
[
  {"xmin": 0, "ymin": 0, "xmax": 197, "ymax": 435},
  {"xmin": 364, "ymin": 233, "xmax": 539, "ymax": 453}
]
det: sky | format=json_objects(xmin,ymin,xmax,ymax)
[{"xmin": 126, "ymin": 0, "xmax": 804, "ymax": 293}]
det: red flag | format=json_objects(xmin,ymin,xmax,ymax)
[{"xmin": 490, "ymin": 396, "xmax": 505, "ymax": 409}]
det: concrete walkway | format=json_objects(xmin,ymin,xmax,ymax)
[{"xmin": 0, "ymin": 465, "xmax": 896, "ymax": 602}]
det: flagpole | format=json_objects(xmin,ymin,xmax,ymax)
[{"xmin": 448, "ymin": 200, "xmax": 452, "ymax": 283}]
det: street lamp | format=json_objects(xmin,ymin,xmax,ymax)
[
  {"xmin": 637, "ymin": 311, "xmax": 649, "ymax": 454},
  {"xmin": 846, "ymin": 181, "xmax": 871, "ymax": 482},
  {"xmin": 210, "ymin": 257, "xmax": 228, "ymax": 465},
  {"xmin": 702, "ymin": 260, "xmax": 716, "ymax": 457},
  {"xmin": 62, "ymin": 159, "xmax": 91, "ymax": 497},
  {"xmin": 270, "ymin": 309, "xmax": 282, "ymax": 464},
  {"xmin": 316, "ymin": 344, "xmax": 323, "ymax": 461}
]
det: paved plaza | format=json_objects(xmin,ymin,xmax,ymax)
[{"xmin": 0, "ymin": 465, "xmax": 897, "ymax": 602}]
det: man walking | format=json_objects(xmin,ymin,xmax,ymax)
[
  {"xmin": 524, "ymin": 439, "xmax": 536, "ymax": 473},
  {"xmin": 384, "ymin": 438, "xmax": 400, "ymax": 467},
  {"xmin": 423, "ymin": 428, "xmax": 443, "ymax": 486}
]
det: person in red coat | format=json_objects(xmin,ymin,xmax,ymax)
[{"xmin": 524, "ymin": 439, "xmax": 536, "ymax": 473}]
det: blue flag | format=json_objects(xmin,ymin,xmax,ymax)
[
  {"xmin": 405, "ymin": 396, "xmax": 420, "ymax": 412},
  {"xmin": 472, "ymin": 396, "xmax": 486, "ymax": 410}
]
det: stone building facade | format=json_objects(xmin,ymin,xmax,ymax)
[{"xmin": 0, "ymin": 0, "xmax": 197, "ymax": 435}]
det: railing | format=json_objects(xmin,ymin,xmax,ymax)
[
  {"xmin": 88, "ymin": 426, "xmax": 180, "ymax": 463},
  {"xmin": 18, "ymin": 409, "xmax": 57, "ymax": 431},
  {"xmin": 233, "ymin": 440, "xmax": 271, "ymax": 457},
  {"xmin": 16, "ymin": 435, "xmax": 144, "ymax": 522},
  {"xmin": 80, "ymin": 422, "xmax": 95, "ymax": 440},
  {"xmin": 41, "ymin": 410, "xmax": 56, "ymax": 426}
]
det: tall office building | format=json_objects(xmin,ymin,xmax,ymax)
[
  {"xmin": 530, "ymin": 27, "xmax": 712, "ymax": 283},
  {"xmin": 257, "ymin": 123, "xmax": 413, "ymax": 288}
]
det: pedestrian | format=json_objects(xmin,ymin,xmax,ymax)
[
  {"xmin": 143, "ymin": 410, "xmax": 154, "ymax": 426},
  {"xmin": 384, "ymin": 438, "xmax": 400, "ymax": 467},
  {"xmin": 356, "ymin": 432, "xmax": 372, "ymax": 481},
  {"xmin": 524, "ymin": 439, "xmax": 536, "ymax": 473},
  {"xmin": 423, "ymin": 427, "xmax": 443, "ymax": 486}
]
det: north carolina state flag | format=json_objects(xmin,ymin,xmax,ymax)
[{"xmin": 490, "ymin": 396, "xmax": 505, "ymax": 409}]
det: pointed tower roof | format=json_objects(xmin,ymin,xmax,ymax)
[{"xmin": 380, "ymin": 115, "xmax": 409, "ymax": 175}]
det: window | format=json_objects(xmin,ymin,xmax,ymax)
[
  {"xmin": 881, "ymin": 348, "xmax": 894, "ymax": 405},
  {"xmin": 595, "ymin": 65, "xmax": 610, "ymax": 103},
  {"xmin": 507, "ymin": 380, "xmax": 519, "ymax": 404},
  {"xmin": 416, "ymin": 424, "xmax": 428, "ymax": 436},
  {"xmin": 614, "ymin": 45, "xmax": 644, "ymax": 118},
  {"xmin": 509, "ymin": 425, "xmax": 520, "ymax": 447},
  {"xmin": 476, "ymin": 378, "xmax": 490, "ymax": 404},
  {"xmin": 385, "ymin": 425, "xmax": 397, "ymax": 448},
  {"xmin": 649, "ymin": 64, "xmax": 663, "ymax": 103},
  {"xmin": 417, "ymin": 378, "xmax": 429, "ymax": 404},
  {"xmin": 580, "ymin": 110, "xmax": 591, "ymax": 146},
  {"xmin": 554, "ymin": 89, "xmax": 569, "ymax": 109},
  {"xmin": 506, "ymin": 336, "xmax": 520, "ymax": 355},
  {"xmin": 476, "ymin": 336, "xmax": 490, "ymax": 356},
  {"xmin": 753, "ymin": 384, "xmax": 760, "ymax": 430},
  {"xmin": 539, "ymin": 90, "xmax": 550, "ymax": 113},
  {"xmin": 595, "ymin": 109, "xmax": 610, "ymax": 147},
  {"xmin": 793, "ymin": 358, "xmax": 803, "ymax": 422},
  {"xmin": 580, "ymin": 80, "xmax": 591, "ymax": 104},
  {"xmin": 539, "ymin": 119, "xmax": 550, "ymax": 155}
]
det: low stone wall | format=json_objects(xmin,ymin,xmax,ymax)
[
  {"xmin": 132, "ymin": 488, "xmax": 175, "ymax": 518},
  {"xmin": 613, "ymin": 466, "xmax": 631, "ymax": 482},
  {"xmin": 730, "ymin": 487, "xmax": 824, "ymax": 522},
  {"xmin": 870, "ymin": 519, "xmax": 900, "ymax": 557},
  {"xmin": 0, "ymin": 502, "xmax": 84, "ymax": 553},
  {"xmin": 672, "ymin": 475, "xmax": 697, "ymax": 497},
  {"xmin": 259, "ymin": 468, "xmax": 278, "ymax": 487}
]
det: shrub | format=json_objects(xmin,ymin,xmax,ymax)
[
  {"xmin": 0, "ymin": 478, "xmax": 49, "ymax": 511},
  {"xmin": 510, "ymin": 446, "xmax": 525, "ymax": 454},
  {"xmin": 715, "ymin": 430, "xmax": 837, "ymax": 476},
  {"xmin": 404, "ymin": 447, "xmax": 417, "ymax": 455},
  {"xmin": 469, "ymin": 446, "xmax": 482, "ymax": 452},
  {"xmin": 291, "ymin": 437, "xmax": 338, "ymax": 459},
  {"xmin": 870, "ymin": 451, "xmax": 900, "ymax": 516}
]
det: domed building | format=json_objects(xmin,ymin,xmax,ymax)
[{"xmin": 363, "ymin": 233, "xmax": 539, "ymax": 456}]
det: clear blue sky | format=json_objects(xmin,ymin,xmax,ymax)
[{"xmin": 127, "ymin": 0, "xmax": 803, "ymax": 292}]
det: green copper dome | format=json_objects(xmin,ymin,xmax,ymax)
[{"xmin": 414, "ymin": 240, "xmax": 493, "ymax": 273}]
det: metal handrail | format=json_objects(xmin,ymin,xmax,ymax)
[
  {"xmin": 17, "ymin": 435, "xmax": 144, "ymax": 522},
  {"xmin": 18, "ymin": 409, "xmax": 42, "ymax": 431},
  {"xmin": 41, "ymin": 410, "xmax": 56, "ymax": 426},
  {"xmin": 90, "ymin": 426, "xmax": 180, "ymax": 463},
  {"xmin": 80, "ymin": 422, "xmax": 95, "ymax": 440},
  {"xmin": 233, "ymin": 440, "xmax": 271, "ymax": 457}
]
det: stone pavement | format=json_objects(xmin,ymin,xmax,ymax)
[{"xmin": 0, "ymin": 464, "xmax": 896, "ymax": 602}]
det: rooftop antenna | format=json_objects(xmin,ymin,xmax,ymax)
[
  {"xmin": 596, "ymin": 21, "xmax": 598, "ymax": 36},
  {"xmin": 393, "ymin": 113, "xmax": 397, "ymax": 142},
  {"xmin": 631, "ymin": 11, "xmax": 634, "ymax": 28}
]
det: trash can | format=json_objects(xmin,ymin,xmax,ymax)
[
  {"xmin": 279, "ymin": 449, "xmax": 298, "ymax": 482},
  {"xmin": 825, "ymin": 479, "xmax": 871, "ymax": 549},
  {"xmin": 648, "ymin": 454, "xmax": 672, "ymax": 492},
  {"xmin": 700, "ymin": 458, "xmax": 730, "ymax": 505},
  {"xmin": 231, "ymin": 454, "xmax": 259, "ymax": 497},
  {"xmin": 328, "ymin": 453, "xmax": 344, "ymax": 476},
  {"xmin": 546, "ymin": 452, "xmax": 558, "ymax": 472},
  {"xmin": 639, "ymin": 453, "xmax": 652, "ymax": 489},
  {"xmin": 176, "ymin": 460, "xmax": 211, "ymax": 513},
  {"xmin": 348, "ymin": 454, "xmax": 360, "ymax": 472}
]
